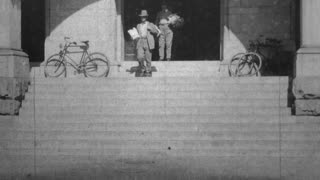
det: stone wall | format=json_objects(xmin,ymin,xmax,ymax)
[
  {"xmin": 45, "ymin": 0, "xmax": 123, "ymax": 65},
  {"xmin": 223, "ymin": 0, "xmax": 297, "ymax": 62}
]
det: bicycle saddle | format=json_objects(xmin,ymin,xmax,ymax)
[{"xmin": 81, "ymin": 41, "xmax": 89, "ymax": 44}]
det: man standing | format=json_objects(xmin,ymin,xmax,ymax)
[
  {"xmin": 156, "ymin": 2, "xmax": 173, "ymax": 61},
  {"xmin": 136, "ymin": 10, "xmax": 160, "ymax": 76}
]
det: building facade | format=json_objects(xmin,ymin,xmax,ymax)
[{"xmin": 42, "ymin": 0, "xmax": 298, "ymax": 63}]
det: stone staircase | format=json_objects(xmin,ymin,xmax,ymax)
[{"xmin": 1, "ymin": 63, "xmax": 320, "ymax": 179}]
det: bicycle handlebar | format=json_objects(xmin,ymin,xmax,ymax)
[
  {"xmin": 61, "ymin": 37, "xmax": 90, "ymax": 52},
  {"xmin": 64, "ymin": 37, "xmax": 89, "ymax": 46}
]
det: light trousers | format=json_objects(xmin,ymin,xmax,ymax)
[
  {"xmin": 137, "ymin": 38, "xmax": 152, "ymax": 72},
  {"xmin": 159, "ymin": 25, "xmax": 173, "ymax": 60}
]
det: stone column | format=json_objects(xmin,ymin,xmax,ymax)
[
  {"xmin": 294, "ymin": 0, "xmax": 320, "ymax": 115},
  {"xmin": 0, "ymin": 0, "xmax": 29, "ymax": 115}
]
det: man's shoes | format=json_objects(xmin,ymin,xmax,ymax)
[
  {"xmin": 140, "ymin": 67, "xmax": 146, "ymax": 72},
  {"xmin": 145, "ymin": 71, "xmax": 152, "ymax": 77},
  {"xmin": 167, "ymin": 58, "xmax": 171, "ymax": 61},
  {"xmin": 159, "ymin": 59, "xmax": 164, "ymax": 61},
  {"xmin": 136, "ymin": 67, "xmax": 146, "ymax": 77}
]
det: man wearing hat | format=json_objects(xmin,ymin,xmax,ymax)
[
  {"xmin": 156, "ymin": 2, "xmax": 173, "ymax": 61},
  {"xmin": 136, "ymin": 10, "xmax": 161, "ymax": 76}
]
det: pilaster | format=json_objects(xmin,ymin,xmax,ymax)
[
  {"xmin": 294, "ymin": 0, "xmax": 320, "ymax": 115},
  {"xmin": 0, "ymin": 0, "xmax": 30, "ymax": 115}
]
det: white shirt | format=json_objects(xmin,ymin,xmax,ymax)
[{"xmin": 139, "ymin": 22, "xmax": 148, "ymax": 38}]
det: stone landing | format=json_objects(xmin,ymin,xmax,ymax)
[{"xmin": 32, "ymin": 61, "xmax": 223, "ymax": 78}]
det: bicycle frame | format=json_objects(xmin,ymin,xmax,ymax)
[
  {"xmin": 45, "ymin": 36, "xmax": 110, "ymax": 78},
  {"xmin": 58, "ymin": 42, "xmax": 90, "ymax": 71}
]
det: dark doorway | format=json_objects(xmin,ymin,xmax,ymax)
[
  {"xmin": 22, "ymin": 0, "xmax": 46, "ymax": 63},
  {"xmin": 124, "ymin": 0, "xmax": 221, "ymax": 61}
]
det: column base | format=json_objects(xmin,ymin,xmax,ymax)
[
  {"xmin": 294, "ymin": 47, "xmax": 320, "ymax": 116},
  {"xmin": 295, "ymin": 100, "xmax": 320, "ymax": 116},
  {"xmin": 0, "ymin": 48, "xmax": 29, "ymax": 115},
  {"xmin": 296, "ymin": 47, "xmax": 320, "ymax": 77}
]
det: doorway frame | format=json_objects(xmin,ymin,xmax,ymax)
[
  {"xmin": 120, "ymin": 0, "xmax": 225, "ymax": 62},
  {"xmin": 220, "ymin": 0, "xmax": 225, "ymax": 60}
]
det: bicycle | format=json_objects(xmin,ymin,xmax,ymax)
[
  {"xmin": 229, "ymin": 39, "xmax": 263, "ymax": 77},
  {"xmin": 45, "ymin": 37, "xmax": 110, "ymax": 78}
]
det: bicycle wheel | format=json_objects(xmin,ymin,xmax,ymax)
[
  {"xmin": 241, "ymin": 52, "xmax": 262, "ymax": 71},
  {"xmin": 237, "ymin": 59, "xmax": 261, "ymax": 77},
  {"xmin": 237, "ymin": 53, "xmax": 262, "ymax": 76},
  {"xmin": 229, "ymin": 53, "xmax": 245, "ymax": 77},
  {"xmin": 84, "ymin": 58, "xmax": 109, "ymax": 77},
  {"xmin": 45, "ymin": 58, "xmax": 66, "ymax": 78}
]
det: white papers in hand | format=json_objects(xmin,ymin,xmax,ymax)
[{"xmin": 128, "ymin": 28, "xmax": 140, "ymax": 40}]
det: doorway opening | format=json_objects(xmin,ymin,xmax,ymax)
[
  {"xmin": 124, "ymin": 0, "xmax": 221, "ymax": 61},
  {"xmin": 22, "ymin": 0, "xmax": 46, "ymax": 63}
]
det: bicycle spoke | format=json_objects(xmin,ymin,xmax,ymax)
[
  {"xmin": 236, "ymin": 53, "xmax": 262, "ymax": 77},
  {"xmin": 229, "ymin": 53, "xmax": 245, "ymax": 77},
  {"xmin": 86, "ymin": 64, "xmax": 98, "ymax": 72},
  {"xmin": 54, "ymin": 62, "xmax": 64, "ymax": 73}
]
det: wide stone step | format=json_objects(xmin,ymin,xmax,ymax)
[
  {"xmin": 0, "ymin": 122, "xmax": 320, "ymax": 136},
  {"xmin": 0, "ymin": 122, "xmax": 285, "ymax": 131},
  {"xmin": 19, "ymin": 106, "xmax": 291, "ymax": 116},
  {"xmin": 30, "ymin": 76, "xmax": 289, "ymax": 85},
  {"xmin": 4, "ymin": 114, "xmax": 308, "ymax": 123},
  {"xmin": 22, "ymin": 98, "xmax": 289, "ymax": 108},
  {"xmin": 3, "ymin": 140, "xmax": 320, "ymax": 158},
  {"xmin": 31, "ymin": 61, "xmax": 223, "ymax": 78},
  {"xmin": 34, "ymin": 71, "xmax": 221, "ymax": 78},
  {"xmin": 5, "ymin": 149, "xmax": 320, "ymax": 160},
  {"xmin": 8, "ymin": 115, "xmax": 300, "ymax": 126},
  {"xmin": 0, "ymin": 155, "xmax": 313, "ymax": 180},
  {"xmin": 3, "ymin": 129, "xmax": 320, "ymax": 142},
  {"xmin": 23, "ymin": 91, "xmax": 288, "ymax": 100},
  {"xmin": 25, "ymin": 91, "xmax": 288, "ymax": 99},
  {"xmin": 23, "ymin": 96, "xmax": 289, "ymax": 105},
  {"xmin": 33, "ymin": 69, "xmax": 219, "ymax": 78},
  {"xmin": 4, "ymin": 138, "xmax": 320, "ymax": 152},
  {"xmin": 21, "ymin": 99, "xmax": 288, "ymax": 109},
  {"xmin": 26, "ymin": 121, "xmax": 320, "ymax": 130},
  {"xmin": 28, "ymin": 83, "xmax": 289, "ymax": 91},
  {"xmin": 2, "ymin": 147, "xmax": 284, "ymax": 157},
  {"xmin": 27, "ymin": 87, "xmax": 288, "ymax": 95},
  {"xmin": 15, "ymin": 114, "xmax": 296, "ymax": 126}
]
